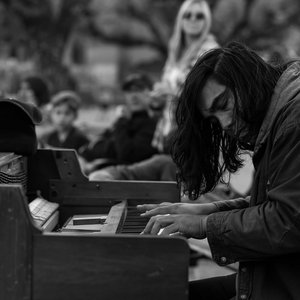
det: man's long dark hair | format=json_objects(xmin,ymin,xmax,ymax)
[{"xmin": 171, "ymin": 41, "xmax": 286, "ymax": 199}]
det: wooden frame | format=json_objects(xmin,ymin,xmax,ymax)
[{"xmin": 0, "ymin": 150, "xmax": 189, "ymax": 300}]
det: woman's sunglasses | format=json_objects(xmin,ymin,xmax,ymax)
[{"xmin": 183, "ymin": 12, "xmax": 205, "ymax": 21}]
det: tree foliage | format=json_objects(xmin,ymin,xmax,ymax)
[
  {"xmin": 211, "ymin": 0, "xmax": 300, "ymax": 59},
  {"xmin": 0, "ymin": 0, "xmax": 300, "ymax": 95},
  {"xmin": 0, "ymin": 0, "xmax": 90, "ymax": 92}
]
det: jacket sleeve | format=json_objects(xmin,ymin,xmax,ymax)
[
  {"xmin": 112, "ymin": 116, "xmax": 157, "ymax": 163},
  {"xmin": 213, "ymin": 197, "xmax": 250, "ymax": 211},
  {"xmin": 206, "ymin": 125, "xmax": 300, "ymax": 265}
]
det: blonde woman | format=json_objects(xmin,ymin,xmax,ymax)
[
  {"xmin": 89, "ymin": 1, "xmax": 219, "ymax": 183},
  {"xmin": 161, "ymin": 0, "xmax": 219, "ymax": 95},
  {"xmin": 152, "ymin": 0, "xmax": 219, "ymax": 155}
]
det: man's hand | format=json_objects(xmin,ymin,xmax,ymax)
[
  {"xmin": 115, "ymin": 105, "xmax": 132, "ymax": 119},
  {"xmin": 141, "ymin": 214, "xmax": 208, "ymax": 239},
  {"xmin": 137, "ymin": 202, "xmax": 218, "ymax": 217},
  {"xmin": 137, "ymin": 202, "xmax": 172, "ymax": 215}
]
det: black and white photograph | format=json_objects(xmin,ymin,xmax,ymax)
[{"xmin": 0, "ymin": 1, "xmax": 300, "ymax": 299}]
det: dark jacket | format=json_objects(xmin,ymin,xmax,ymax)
[
  {"xmin": 206, "ymin": 62, "xmax": 300, "ymax": 299},
  {"xmin": 80, "ymin": 110, "xmax": 158, "ymax": 164},
  {"xmin": 44, "ymin": 126, "xmax": 89, "ymax": 152}
]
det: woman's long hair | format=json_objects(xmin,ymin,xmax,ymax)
[
  {"xmin": 165, "ymin": 0, "xmax": 212, "ymax": 70},
  {"xmin": 171, "ymin": 41, "xmax": 286, "ymax": 199}
]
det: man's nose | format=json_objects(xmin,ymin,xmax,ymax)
[{"xmin": 216, "ymin": 116, "xmax": 231, "ymax": 130}]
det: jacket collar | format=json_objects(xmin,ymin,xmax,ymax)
[{"xmin": 254, "ymin": 62, "xmax": 300, "ymax": 154}]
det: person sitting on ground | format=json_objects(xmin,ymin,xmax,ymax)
[
  {"xmin": 89, "ymin": 88, "xmax": 177, "ymax": 182},
  {"xmin": 79, "ymin": 73, "xmax": 159, "ymax": 174},
  {"xmin": 89, "ymin": 0, "xmax": 219, "ymax": 182},
  {"xmin": 41, "ymin": 90, "xmax": 89, "ymax": 152}
]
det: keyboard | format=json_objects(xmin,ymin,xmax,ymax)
[{"xmin": 29, "ymin": 197, "xmax": 59, "ymax": 227}]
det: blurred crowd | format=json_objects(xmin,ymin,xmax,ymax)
[
  {"xmin": 1, "ymin": 2, "xmax": 299, "ymax": 299},
  {"xmin": 0, "ymin": 0, "xmax": 255, "ymax": 200}
]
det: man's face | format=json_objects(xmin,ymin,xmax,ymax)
[
  {"xmin": 125, "ymin": 90, "xmax": 149, "ymax": 113},
  {"xmin": 198, "ymin": 78, "xmax": 236, "ymax": 136}
]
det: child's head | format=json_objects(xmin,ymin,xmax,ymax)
[
  {"xmin": 122, "ymin": 73, "xmax": 153, "ymax": 113},
  {"xmin": 50, "ymin": 91, "xmax": 81, "ymax": 131}
]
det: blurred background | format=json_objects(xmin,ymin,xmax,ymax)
[
  {"xmin": 1, "ymin": 0, "xmax": 298, "ymax": 280},
  {"xmin": 0, "ymin": 0, "xmax": 300, "ymax": 125}
]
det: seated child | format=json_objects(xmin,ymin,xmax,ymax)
[{"xmin": 42, "ymin": 91, "xmax": 89, "ymax": 152}]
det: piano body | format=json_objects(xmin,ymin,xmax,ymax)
[{"xmin": 0, "ymin": 149, "xmax": 189, "ymax": 300}]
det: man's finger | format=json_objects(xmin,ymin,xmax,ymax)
[
  {"xmin": 150, "ymin": 215, "xmax": 173, "ymax": 235},
  {"xmin": 137, "ymin": 204, "xmax": 158, "ymax": 211},
  {"xmin": 141, "ymin": 206, "xmax": 169, "ymax": 217},
  {"xmin": 142, "ymin": 215, "xmax": 158, "ymax": 234},
  {"xmin": 159, "ymin": 224, "xmax": 179, "ymax": 236}
]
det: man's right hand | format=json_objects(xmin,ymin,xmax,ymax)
[
  {"xmin": 137, "ymin": 202, "xmax": 219, "ymax": 217},
  {"xmin": 141, "ymin": 214, "xmax": 208, "ymax": 239}
]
